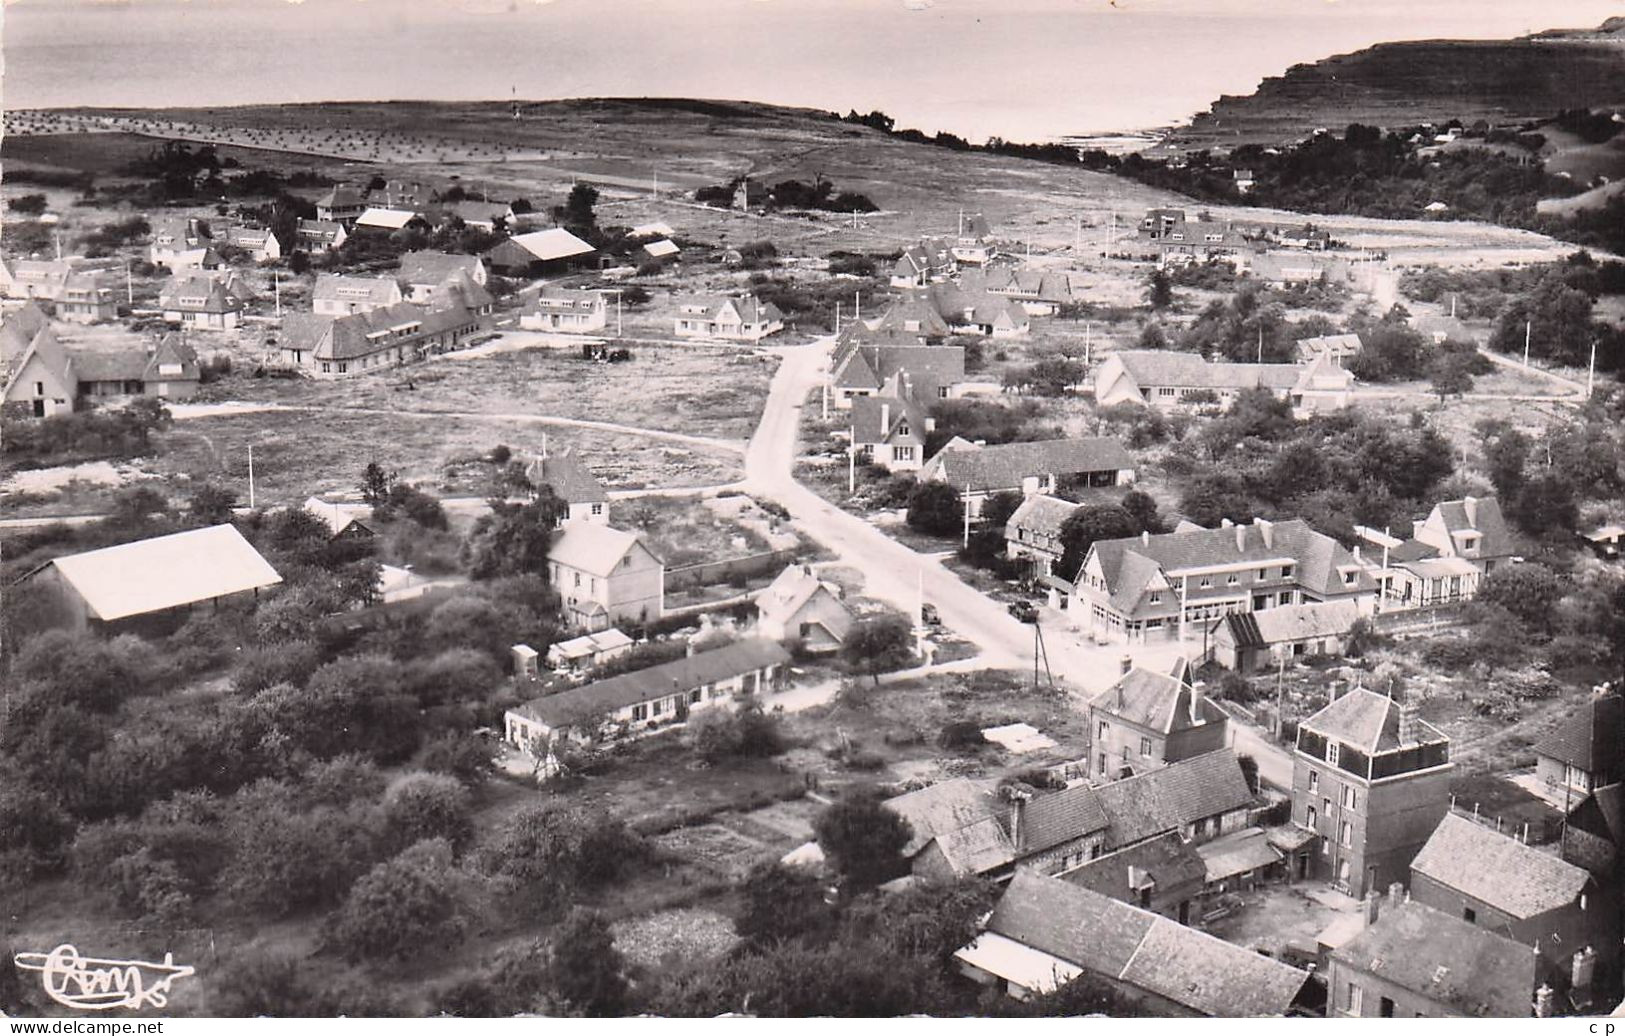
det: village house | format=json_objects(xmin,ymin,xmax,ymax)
[
  {"xmin": 1209, "ymin": 599, "xmax": 1362, "ymax": 673},
  {"xmin": 920, "ymin": 437, "xmax": 1136, "ymax": 518},
  {"xmin": 961, "ymin": 266, "xmax": 1078, "ymax": 316},
  {"xmin": 314, "ymin": 185, "xmax": 368, "ymax": 224},
  {"xmin": 484, "ymin": 228, "xmax": 596, "ymax": 276},
  {"xmin": 955, "ymin": 871, "xmax": 1314, "ymax": 1014},
  {"xmin": 312, "ymin": 274, "xmax": 405, "ymax": 316},
  {"xmin": 1197, "ymin": 826, "xmax": 1290, "ymax": 892},
  {"xmin": 1092, "ymin": 349, "xmax": 1354, "ymax": 414},
  {"xmin": 1087, "ymin": 657, "xmax": 1229, "ymax": 780},
  {"xmin": 159, "ymin": 273, "xmax": 246, "ymax": 330},
  {"xmin": 223, "ymin": 226, "xmax": 282, "ymax": 263},
  {"xmin": 929, "ymin": 283, "xmax": 1031, "ymax": 337},
  {"xmin": 396, "ymin": 251, "xmax": 489, "ymax": 303},
  {"xmin": 1003, "ymin": 494, "xmax": 1076, "ymax": 578},
  {"xmin": 1532, "ymin": 689, "xmax": 1623, "ymax": 809},
  {"xmin": 950, "ymin": 213, "xmax": 997, "ymax": 266},
  {"xmin": 417, "ymin": 271, "xmax": 494, "ymax": 317},
  {"xmin": 1072, "ymin": 517, "xmax": 1377, "ymax": 643},
  {"xmin": 1410, "ymin": 813, "xmax": 1617, "ymax": 992},
  {"xmin": 1295, "ymin": 332, "xmax": 1363, "ymax": 367},
  {"xmin": 752, "ymin": 564, "xmax": 854, "ymax": 652},
  {"xmin": 849, "ymin": 384, "xmax": 932, "ymax": 473},
  {"xmin": 278, "ymin": 301, "xmax": 479, "ymax": 377},
  {"xmin": 545, "ymin": 628, "xmax": 635, "ymax": 675},
  {"xmin": 1354, "ymin": 495, "xmax": 1517, "ymax": 609},
  {"xmin": 889, "ymin": 238, "xmax": 956, "ymax": 288},
  {"xmin": 871, "ymin": 291, "xmax": 952, "ymax": 339},
  {"xmin": 519, "ymin": 285, "xmax": 609, "ymax": 333},
  {"xmin": 16, "ymin": 524, "xmax": 282, "ymax": 635},
  {"xmin": 295, "ymin": 219, "xmax": 349, "ymax": 251},
  {"xmin": 149, "ymin": 216, "xmax": 222, "ymax": 271},
  {"xmin": 673, "ymin": 295, "xmax": 785, "ymax": 341},
  {"xmin": 1060, "ymin": 831, "xmax": 1208, "ymax": 924},
  {"xmin": 1248, "ymin": 251, "xmax": 1355, "ymax": 289},
  {"xmin": 504, "ymin": 638, "xmax": 791, "ymax": 749},
  {"xmin": 2, "ymin": 325, "xmax": 77, "ymax": 417},
  {"xmin": 547, "ymin": 521, "xmax": 664, "ymax": 631},
  {"xmin": 1137, "ymin": 208, "xmax": 1188, "ymax": 241},
  {"xmin": 1290, "ymin": 687, "xmax": 1452, "ymax": 896},
  {"xmin": 0, "ymin": 258, "xmax": 76, "ymax": 301},
  {"xmin": 527, "ymin": 447, "xmax": 609, "ymax": 525},
  {"xmin": 0, "ymin": 302, "xmax": 52, "ymax": 375},
  {"xmin": 55, "ymin": 271, "xmax": 120, "ymax": 324},
  {"xmin": 3, "ymin": 328, "xmax": 203, "ymax": 415},
  {"xmin": 1274, "ymin": 223, "xmax": 1331, "ymax": 250},
  {"xmin": 830, "ymin": 341, "xmax": 973, "ymax": 407},
  {"xmin": 1156, "ymin": 222, "xmax": 1249, "ymax": 265},
  {"xmin": 301, "ymin": 496, "xmax": 377, "ymax": 542},
  {"xmin": 1327, "ymin": 895, "xmax": 1537, "ymax": 1018}
]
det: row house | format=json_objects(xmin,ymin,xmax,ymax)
[
  {"xmin": 1071, "ymin": 517, "xmax": 1377, "ymax": 643},
  {"xmin": 278, "ymin": 301, "xmax": 480, "ymax": 377}
]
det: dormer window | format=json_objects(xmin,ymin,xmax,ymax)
[
  {"xmin": 1149, "ymin": 591, "xmax": 1163, "ymax": 604},
  {"xmin": 1327, "ymin": 742, "xmax": 1341, "ymax": 766},
  {"xmin": 1461, "ymin": 535, "xmax": 1478, "ymax": 552}
]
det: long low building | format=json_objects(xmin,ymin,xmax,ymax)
[
  {"xmin": 1093, "ymin": 349, "xmax": 1352, "ymax": 414},
  {"xmin": 504, "ymin": 638, "xmax": 791, "ymax": 747}
]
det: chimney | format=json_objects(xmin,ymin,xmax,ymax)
[
  {"xmin": 1398, "ymin": 692, "xmax": 1421, "ymax": 745},
  {"xmin": 1573, "ymin": 946, "xmax": 1597, "ymax": 991},
  {"xmin": 685, "ymin": 639, "xmax": 696, "ymax": 658},
  {"xmin": 1353, "ymin": 544, "xmax": 1362, "ymax": 563},
  {"xmin": 1464, "ymin": 495, "xmax": 1479, "ymax": 528},
  {"xmin": 880, "ymin": 402, "xmax": 890, "ymax": 435},
  {"xmin": 1257, "ymin": 517, "xmax": 1273, "ymax": 549},
  {"xmin": 1534, "ymin": 984, "xmax": 1555, "ymax": 1019},
  {"xmin": 1412, "ymin": 519, "xmax": 1425, "ymax": 540},
  {"xmin": 1007, "ymin": 787, "xmax": 1032, "ymax": 851},
  {"xmin": 1387, "ymin": 882, "xmax": 1404, "ymax": 909},
  {"xmin": 1120, "ymin": 654, "xmax": 1134, "ymax": 675},
  {"xmin": 1220, "ymin": 518, "xmax": 1234, "ymax": 528},
  {"xmin": 1140, "ymin": 529, "xmax": 1150, "ymax": 546},
  {"xmin": 1363, "ymin": 890, "xmax": 1381, "ymax": 926},
  {"xmin": 1188, "ymin": 684, "xmax": 1203, "ymax": 725},
  {"xmin": 1235, "ymin": 522, "xmax": 1247, "ymax": 553}
]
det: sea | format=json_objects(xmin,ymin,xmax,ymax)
[{"xmin": 4, "ymin": 0, "xmax": 1621, "ymax": 145}]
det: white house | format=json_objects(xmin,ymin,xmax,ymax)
[
  {"xmin": 673, "ymin": 295, "xmax": 785, "ymax": 341},
  {"xmin": 520, "ymin": 286, "xmax": 608, "ymax": 333}
]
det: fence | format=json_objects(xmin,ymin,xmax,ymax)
[
  {"xmin": 1370, "ymin": 601, "xmax": 1472, "ymax": 636},
  {"xmin": 664, "ymin": 548, "xmax": 797, "ymax": 592}
]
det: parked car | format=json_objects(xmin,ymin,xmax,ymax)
[
  {"xmin": 920, "ymin": 603, "xmax": 941, "ymax": 626},
  {"xmin": 1007, "ymin": 600, "xmax": 1038, "ymax": 624}
]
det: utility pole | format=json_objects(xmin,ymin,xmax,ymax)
[
  {"xmin": 1085, "ymin": 321, "xmax": 1092, "ymax": 366},
  {"xmin": 854, "ymin": 290, "xmax": 860, "ymax": 322},
  {"xmin": 1588, "ymin": 339, "xmax": 1597, "ymax": 399},
  {"xmin": 834, "ymin": 301, "xmax": 841, "ymax": 337},
  {"xmin": 1524, "ymin": 321, "xmax": 1531, "ymax": 367},
  {"xmin": 1257, "ymin": 324, "xmax": 1263, "ymax": 363},
  {"xmin": 962, "ymin": 481, "xmax": 972, "ymax": 549},
  {"xmin": 247, "ymin": 444, "xmax": 256, "ymax": 510},
  {"xmin": 274, "ymin": 269, "xmax": 281, "ymax": 318},
  {"xmin": 822, "ymin": 380, "xmax": 829, "ymax": 420},
  {"xmin": 125, "ymin": 260, "xmax": 134, "ymax": 305},
  {"xmin": 1276, "ymin": 653, "xmax": 1287, "ymax": 739}
]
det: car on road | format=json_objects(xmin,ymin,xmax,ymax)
[{"xmin": 1007, "ymin": 600, "xmax": 1038, "ymax": 624}]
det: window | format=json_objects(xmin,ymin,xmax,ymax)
[
  {"xmin": 1257, "ymin": 568, "xmax": 1269, "ymax": 581},
  {"xmin": 1279, "ymin": 591, "xmax": 1294, "ymax": 606},
  {"xmin": 573, "ymin": 572, "xmax": 582, "ymax": 588},
  {"xmin": 1227, "ymin": 573, "xmax": 1239, "ymax": 586},
  {"xmin": 689, "ymin": 689, "xmax": 702, "ymax": 704},
  {"xmin": 1306, "ymin": 805, "xmax": 1317, "ymax": 828},
  {"xmin": 631, "ymin": 704, "xmax": 648, "ymax": 721},
  {"xmin": 1320, "ymin": 836, "xmax": 1331, "ymax": 857},
  {"xmin": 1158, "ymin": 387, "xmax": 1177, "ymax": 397},
  {"xmin": 1198, "ymin": 577, "xmax": 1213, "ymax": 588},
  {"xmin": 1326, "ymin": 741, "xmax": 1341, "ymax": 766},
  {"xmin": 1098, "ymin": 721, "xmax": 1108, "ymax": 739},
  {"xmin": 652, "ymin": 699, "xmax": 664, "ymax": 716},
  {"xmin": 1343, "ymin": 570, "xmax": 1357, "ymax": 585},
  {"xmin": 1281, "ymin": 564, "xmax": 1295, "ymax": 579},
  {"xmin": 1149, "ymin": 592, "xmax": 1163, "ymax": 604},
  {"xmin": 893, "ymin": 445, "xmax": 915, "ymax": 462},
  {"xmin": 1339, "ymin": 820, "xmax": 1353, "ymax": 847},
  {"xmin": 1322, "ymin": 797, "xmax": 1331, "ymax": 816},
  {"xmin": 1463, "ymin": 907, "xmax": 1476, "ymax": 923},
  {"xmin": 1120, "ymin": 746, "xmax": 1129, "ymax": 761},
  {"xmin": 1139, "ymin": 737, "xmax": 1152, "ymax": 757},
  {"xmin": 938, "ymin": 387, "xmax": 950, "ymax": 399},
  {"xmin": 1346, "ymin": 983, "xmax": 1363, "ymax": 1016},
  {"xmin": 1379, "ymin": 997, "xmax": 1394, "ymax": 1019},
  {"xmin": 1308, "ymin": 770, "xmax": 1320, "ymax": 793},
  {"xmin": 591, "ymin": 503, "xmax": 603, "ymax": 516},
  {"xmin": 1097, "ymin": 753, "xmax": 1107, "ymax": 775},
  {"xmin": 1341, "ymin": 786, "xmax": 1358, "ymax": 811}
]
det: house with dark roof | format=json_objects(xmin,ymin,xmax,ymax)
[
  {"xmin": 1072, "ymin": 517, "xmax": 1375, "ymax": 643},
  {"xmin": 956, "ymin": 871, "xmax": 1314, "ymax": 1014},
  {"xmin": 504, "ymin": 638, "xmax": 790, "ymax": 748},
  {"xmin": 1411, "ymin": 813, "xmax": 1616, "ymax": 987},
  {"xmin": 312, "ymin": 274, "xmax": 405, "ymax": 316},
  {"xmin": 850, "ymin": 383, "xmax": 933, "ymax": 473},
  {"xmin": 889, "ymin": 238, "xmax": 957, "ymax": 288},
  {"xmin": 1327, "ymin": 896, "xmax": 1537, "ymax": 1017},
  {"xmin": 149, "ymin": 216, "xmax": 218, "ymax": 271},
  {"xmin": 1296, "ymin": 333, "xmax": 1363, "ymax": 367},
  {"xmin": 0, "ymin": 302, "xmax": 52, "ymax": 375},
  {"xmin": 951, "ymin": 213, "xmax": 997, "ymax": 266},
  {"xmin": 520, "ymin": 285, "xmax": 608, "ymax": 333},
  {"xmin": 397, "ymin": 251, "xmax": 489, "ymax": 303},
  {"xmin": 1137, "ymin": 208, "xmax": 1187, "ymax": 241},
  {"xmin": 830, "ymin": 342, "xmax": 972, "ymax": 408},
  {"xmin": 1156, "ymin": 221, "xmax": 1249, "ymax": 265},
  {"xmin": 315, "ymin": 185, "xmax": 367, "ymax": 224},
  {"xmin": 1354, "ymin": 495, "xmax": 1517, "ymax": 608},
  {"xmin": 1003, "ymin": 494, "xmax": 1078, "ymax": 578},
  {"xmin": 1563, "ymin": 783, "xmax": 1625, "ymax": 884},
  {"xmin": 159, "ymin": 273, "xmax": 246, "ymax": 330},
  {"xmin": 1060, "ymin": 831, "xmax": 1207, "ymax": 924},
  {"xmin": 921, "ymin": 437, "xmax": 1135, "ymax": 519},
  {"xmin": 1093, "ymin": 349, "xmax": 1353, "ymax": 414},
  {"xmin": 526, "ymin": 447, "xmax": 609, "ymax": 525},
  {"xmin": 673, "ymin": 295, "xmax": 784, "ymax": 341},
  {"xmin": 223, "ymin": 225, "xmax": 282, "ymax": 263},
  {"xmin": 1087, "ymin": 657, "xmax": 1228, "ymax": 780},
  {"xmin": 2, "ymin": 325, "xmax": 78, "ymax": 417},
  {"xmin": 280, "ymin": 302, "xmax": 479, "ymax": 377},
  {"xmin": 546, "ymin": 522, "xmax": 664, "ymax": 630},
  {"xmin": 296, "ymin": 218, "xmax": 349, "ymax": 251},
  {"xmin": 961, "ymin": 267, "xmax": 1078, "ymax": 316},
  {"xmin": 1210, "ymin": 599, "xmax": 1362, "ymax": 673},
  {"xmin": 1533, "ymin": 690, "xmax": 1624, "ymax": 808},
  {"xmin": 871, "ymin": 291, "xmax": 952, "ymax": 339},
  {"xmin": 55, "ymin": 271, "xmax": 120, "ymax": 324},
  {"xmin": 1290, "ymin": 688, "xmax": 1451, "ymax": 896}
]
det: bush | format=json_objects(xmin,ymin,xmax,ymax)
[
  {"xmin": 327, "ymin": 839, "xmax": 472, "ymax": 963},
  {"xmin": 938, "ymin": 721, "xmax": 986, "ymax": 751}
]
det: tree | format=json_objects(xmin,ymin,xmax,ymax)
[
  {"xmin": 1056, "ymin": 504, "xmax": 1139, "ymax": 580},
  {"xmin": 735, "ymin": 862, "xmax": 833, "ymax": 946},
  {"xmin": 359, "ymin": 462, "xmax": 394, "ymax": 506},
  {"xmin": 1427, "ymin": 351, "xmax": 1474, "ymax": 400},
  {"xmin": 1511, "ymin": 471, "xmax": 1579, "ymax": 541},
  {"xmin": 840, "ymin": 615, "xmax": 915, "ymax": 686},
  {"xmin": 1119, "ymin": 489, "xmax": 1165, "ymax": 534},
  {"xmin": 119, "ymin": 397, "xmax": 171, "ymax": 451},
  {"xmin": 1146, "ymin": 267, "xmax": 1173, "ymax": 310},
  {"xmin": 188, "ymin": 481, "xmax": 239, "ymax": 525},
  {"xmin": 1477, "ymin": 419, "xmax": 1531, "ymax": 501},
  {"xmin": 563, "ymin": 184, "xmax": 599, "ymax": 230},
  {"xmin": 906, "ymin": 481, "xmax": 963, "ymax": 537},
  {"xmin": 812, "ymin": 789, "xmax": 912, "ymax": 890},
  {"xmin": 462, "ymin": 490, "xmax": 569, "ymax": 580},
  {"xmin": 1478, "ymin": 563, "xmax": 1568, "ymax": 636},
  {"xmin": 7, "ymin": 194, "xmax": 48, "ymax": 216},
  {"xmin": 483, "ymin": 804, "xmax": 645, "ymax": 900},
  {"xmin": 328, "ymin": 839, "xmax": 471, "ymax": 963},
  {"xmin": 382, "ymin": 773, "xmax": 473, "ymax": 854},
  {"xmin": 547, "ymin": 910, "xmax": 628, "ymax": 1016}
]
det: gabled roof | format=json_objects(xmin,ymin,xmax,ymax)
[
  {"xmin": 872, "ymin": 291, "xmax": 952, "ymax": 338},
  {"xmin": 312, "ymin": 274, "xmax": 402, "ymax": 306},
  {"xmin": 1109, "ymin": 350, "xmax": 1305, "ymax": 391},
  {"xmin": 424, "ymin": 271, "xmax": 494, "ymax": 311},
  {"xmin": 1412, "ymin": 814, "xmax": 1590, "ymax": 920},
  {"xmin": 1, "ymin": 301, "xmax": 52, "ymax": 366},
  {"xmin": 849, "ymin": 390, "xmax": 929, "ymax": 448},
  {"xmin": 512, "ymin": 638, "xmax": 791, "ymax": 730},
  {"xmin": 1533, "ymin": 692, "xmax": 1624, "ymax": 773},
  {"xmin": 1005, "ymin": 494, "xmax": 1077, "ymax": 540},
  {"xmin": 641, "ymin": 239, "xmax": 680, "ymax": 259},
  {"xmin": 159, "ymin": 274, "xmax": 245, "ymax": 314},
  {"xmin": 296, "ymin": 218, "xmax": 347, "ymax": 241},
  {"xmin": 530, "ymin": 448, "xmax": 607, "ymax": 505},
  {"xmin": 885, "ymin": 777, "xmax": 1005, "ymax": 857},
  {"xmin": 38, "ymin": 524, "xmax": 282, "ymax": 621},
  {"xmin": 282, "ymin": 301, "xmax": 472, "ymax": 362},
  {"xmin": 921, "ymin": 437, "xmax": 1135, "ymax": 495},
  {"xmin": 547, "ymin": 522, "xmax": 657, "ymax": 578},
  {"xmin": 1021, "ymin": 783, "xmax": 1111, "ymax": 852},
  {"xmin": 754, "ymin": 564, "xmax": 851, "ymax": 631},
  {"xmin": 1331, "ymin": 901, "xmax": 1535, "ymax": 1017},
  {"xmin": 1300, "ymin": 687, "xmax": 1448, "ymax": 754},
  {"xmin": 931, "ymin": 816, "xmax": 1019, "ymax": 877},
  {"xmin": 1061, "ymin": 830, "xmax": 1206, "ymax": 901},
  {"xmin": 1094, "ymin": 749, "xmax": 1254, "ymax": 846},
  {"xmin": 1296, "ymin": 333, "xmax": 1363, "ymax": 357},
  {"xmin": 301, "ymin": 496, "xmax": 373, "ymax": 536},
  {"xmin": 504, "ymin": 228, "xmax": 596, "ymax": 262},
  {"xmin": 315, "ymin": 185, "xmax": 366, "ymax": 209},
  {"xmin": 1430, "ymin": 496, "xmax": 1515, "ymax": 559},
  {"xmin": 1219, "ymin": 599, "xmax": 1361, "ymax": 648},
  {"xmin": 397, "ymin": 250, "xmax": 485, "ymax": 287},
  {"xmin": 549, "ymin": 628, "xmax": 636, "ymax": 662},
  {"xmin": 355, "ymin": 207, "xmax": 422, "ymax": 230},
  {"xmin": 224, "ymin": 226, "xmax": 274, "ymax": 249},
  {"xmin": 63, "ymin": 345, "xmax": 149, "ymax": 383},
  {"xmin": 3, "ymin": 325, "xmax": 75, "ymax": 397},
  {"xmin": 833, "ymin": 343, "xmax": 966, "ymax": 394},
  {"xmin": 629, "ymin": 221, "xmax": 676, "ymax": 239},
  {"xmin": 1090, "ymin": 662, "xmax": 1225, "ymax": 735},
  {"xmin": 980, "ymin": 871, "xmax": 1309, "ymax": 1017},
  {"xmin": 1196, "ymin": 827, "xmax": 1283, "ymax": 883}
]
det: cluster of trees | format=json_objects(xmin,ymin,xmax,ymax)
[
  {"xmin": 1426, "ymin": 562, "xmax": 1625, "ymax": 684},
  {"xmin": 1140, "ymin": 282, "xmax": 1343, "ymax": 364},
  {"xmin": 1478, "ymin": 412, "xmax": 1623, "ymax": 543},
  {"xmin": 923, "ymin": 398, "xmax": 1064, "ymax": 457},
  {"xmin": 694, "ymin": 175, "xmax": 877, "ymax": 214},
  {"xmin": 745, "ymin": 273, "xmax": 886, "ymax": 332},
  {"xmin": 3, "ymin": 397, "xmax": 170, "ymax": 467},
  {"xmin": 1488, "ymin": 266, "xmax": 1625, "ymax": 373}
]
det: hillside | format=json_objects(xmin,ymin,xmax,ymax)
[{"xmin": 1174, "ymin": 19, "xmax": 1625, "ymax": 150}]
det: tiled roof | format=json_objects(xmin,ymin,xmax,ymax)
[
  {"xmin": 159, "ymin": 275, "xmax": 245, "ymax": 314},
  {"xmin": 1331, "ymin": 901, "xmax": 1536, "ymax": 1017},
  {"xmin": 1061, "ymin": 830, "xmax": 1206, "ymax": 900},
  {"xmin": 1301, "ymin": 687, "xmax": 1448, "ymax": 754},
  {"xmin": 1, "ymin": 302, "xmax": 52, "ymax": 365},
  {"xmin": 531, "ymin": 448, "xmax": 607, "ymax": 505},
  {"xmin": 1006, "ymin": 494, "xmax": 1077, "ymax": 540},
  {"xmin": 1389, "ymin": 539, "xmax": 1441, "ymax": 563},
  {"xmin": 850, "ymin": 391, "xmax": 928, "ymax": 447},
  {"xmin": 932, "ymin": 816, "xmax": 1019, "ymax": 876},
  {"xmin": 1221, "ymin": 600, "xmax": 1360, "ymax": 648},
  {"xmin": 920, "ymin": 437, "xmax": 1135, "ymax": 494},
  {"xmin": 833, "ymin": 344, "xmax": 965, "ymax": 394},
  {"xmin": 1533, "ymin": 693, "xmax": 1624, "ymax": 774},
  {"xmin": 885, "ymin": 777, "xmax": 1005, "ymax": 857},
  {"xmin": 1297, "ymin": 333, "xmax": 1363, "ymax": 357},
  {"xmin": 397, "ymin": 250, "xmax": 484, "ymax": 287},
  {"xmin": 312, "ymin": 274, "xmax": 402, "ymax": 306},
  {"xmin": 547, "ymin": 522, "xmax": 654, "ymax": 578},
  {"xmin": 872, "ymin": 291, "xmax": 952, "ymax": 338},
  {"xmin": 63, "ymin": 345, "xmax": 148, "ymax": 383},
  {"xmin": 513, "ymin": 639, "xmax": 790, "ymax": 730},
  {"xmin": 1110, "ymin": 350, "xmax": 1305, "ymax": 391},
  {"xmin": 754, "ymin": 565, "xmax": 851, "ymax": 632},
  {"xmin": 315, "ymin": 185, "xmax": 365, "ymax": 209},
  {"xmin": 1094, "ymin": 749, "xmax": 1253, "ymax": 847},
  {"xmin": 1196, "ymin": 827, "xmax": 1283, "ymax": 883},
  {"xmin": 1021, "ymin": 783, "xmax": 1111, "ymax": 852},
  {"xmin": 1412, "ymin": 814, "xmax": 1590, "ymax": 919},
  {"xmin": 1089, "ymin": 663, "xmax": 1225, "ymax": 735},
  {"xmin": 282, "ymin": 301, "xmax": 474, "ymax": 362},
  {"xmin": 985, "ymin": 872, "xmax": 1309, "ymax": 1017},
  {"xmin": 1433, "ymin": 496, "xmax": 1515, "ymax": 559}
]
